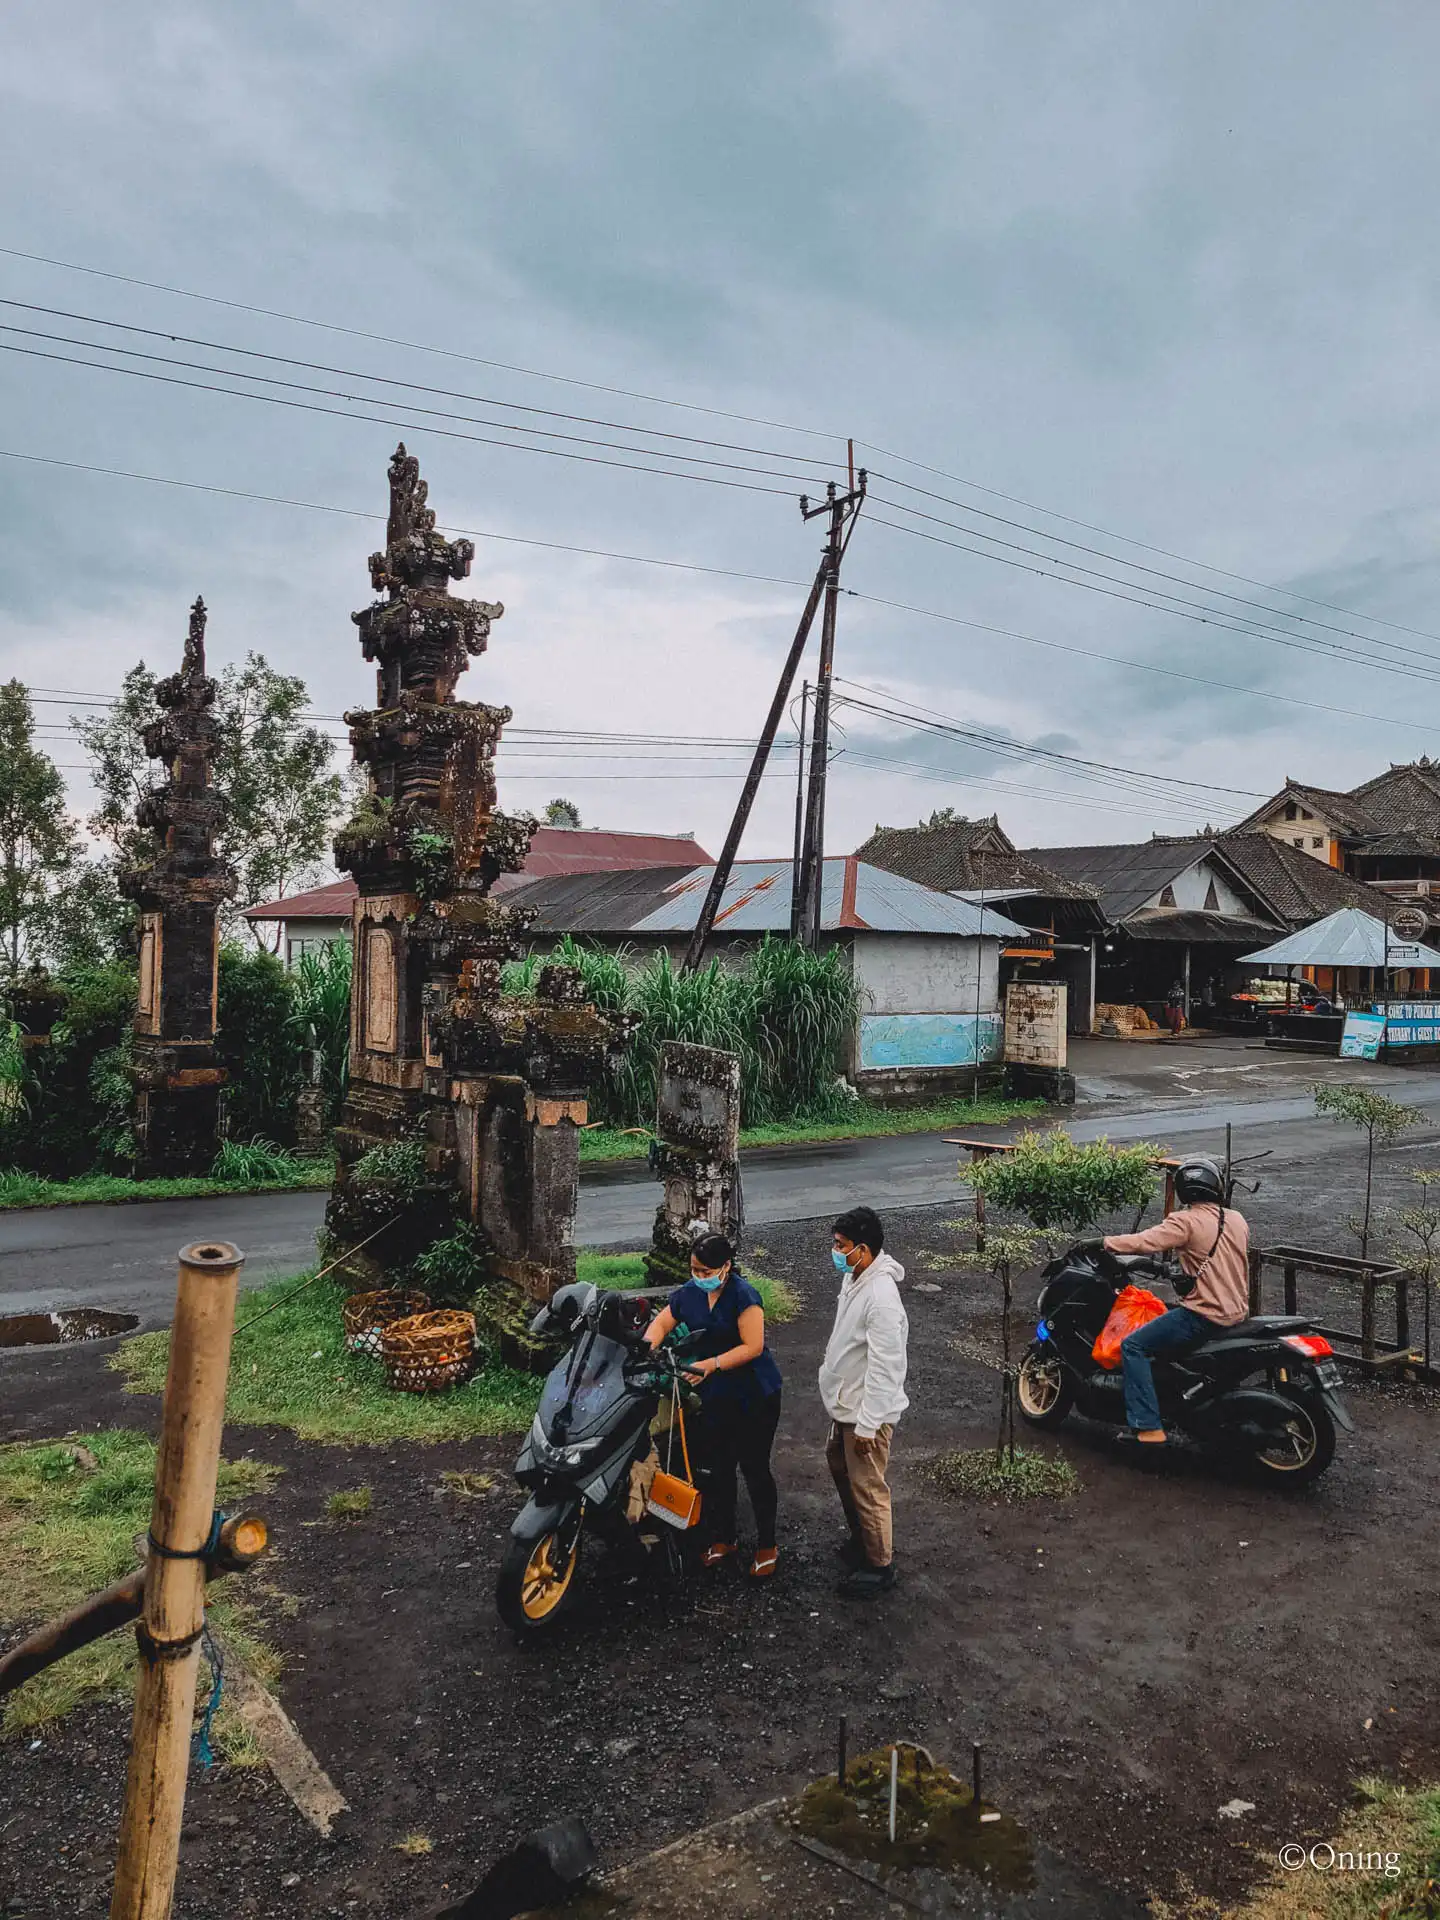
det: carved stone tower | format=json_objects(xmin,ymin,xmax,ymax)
[
  {"xmin": 123, "ymin": 598, "xmax": 235, "ymax": 1175},
  {"xmin": 328, "ymin": 446, "xmax": 629, "ymax": 1301}
]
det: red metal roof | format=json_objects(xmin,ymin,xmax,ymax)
[{"xmin": 243, "ymin": 828, "xmax": 713, "ymax": 920}]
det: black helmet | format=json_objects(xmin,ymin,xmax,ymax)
[{"xmin": 1174, "ymin": 1155, "xmax": 1225, "ymax": 1207}]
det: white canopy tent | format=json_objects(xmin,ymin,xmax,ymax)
[{"xmin": 1241, "ymin": 907, "xmax": 1440, "ymax": 972}]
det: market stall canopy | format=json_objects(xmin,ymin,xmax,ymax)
[{"xmin": 1241, "ymin": 907, "xmax": 1440, "ymax": 971}]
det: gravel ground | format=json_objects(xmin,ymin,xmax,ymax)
[{"xmin": 2, "ymin": 1146, "xmax": 1439, "ymax": 1918}]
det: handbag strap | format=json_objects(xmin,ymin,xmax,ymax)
[{"xmin": 673, "ymin": 1388, "xmax": 693, "ymax": 1485}]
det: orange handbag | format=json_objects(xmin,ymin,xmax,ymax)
[
  {"xmin": 646, "ymin": 1385, "xmax": 702, "ymax": 1530},
  {"xmin": 1092, "ymin": 1285, "xmax": 1167, "ymax": 1370}
]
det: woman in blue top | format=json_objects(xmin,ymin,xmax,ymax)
[{"xmin": 644, "ymin": 1231, "xmax": 783, "ymax": 1578}]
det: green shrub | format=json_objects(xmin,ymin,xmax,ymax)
[
  {"xmin": 0, "ymin": 959, "xmax": 135, "ymax": 1176},
  {"xmin": 408, "ymin": 1222, "xmax": 489, "ymax": 1308},
  {"xmin": 217, "ymin": 944, "xmax": 300, "ymax": 1143},
  {"xmin": 968, "ymin": 1130, "xmax": 1158, "ymax": 1233},
  {"xmin": 289, "ymin": 941, "xmax": 350, "ymax": 1126},
  {"xmin": 212, "ymin": 1138, "xmax": 302, "ymax": 1187},
  {"xmin": 504, "ymin": 935, "xmax": 858, "ymax": 1130},
  {"xmin": 351, "ymin": 1137, "xmax": 428, "ymax": 1194}
]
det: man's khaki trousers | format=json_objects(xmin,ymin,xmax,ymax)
[{"xmin": 825, "ymin": 1420, "xmax": 894, "ymax": 1568}]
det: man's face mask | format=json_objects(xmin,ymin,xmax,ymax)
[{"xmin": 832, "ymin": 1245, "xmax": 854, "ymax": 1273}]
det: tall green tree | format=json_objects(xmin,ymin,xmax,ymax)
[
  {"xmin": 215, "ymin": 652, "xmax": 343, "ymax": 935},
  {"xmin": 543, "ymin": 797, "xmax": 583, "ymax": 828},
  {"xmin": 73, "ymin": 652, "xmax": 343, "ymax": 949},
  {"xmin": 0, "ymin": 680, "xmax": 79, "ymax": 978}
]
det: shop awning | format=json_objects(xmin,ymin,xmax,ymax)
[{"xmin": 1241, "ymin": 906, "xmax": 1440, "ymax": 970}]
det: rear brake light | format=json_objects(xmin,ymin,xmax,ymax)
[{"xmin": 1282, "ymin": 1333, "xmax": 1334, "ymax": 1360}]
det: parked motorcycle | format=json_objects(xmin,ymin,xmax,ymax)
[
  {"xmin": 1017, "ymin": 1244, "xmax": 1351, "ymax": 1484},
  {"xmin": 496, "ymin": 1281, "xmax": 700, "ymax": 1633}
]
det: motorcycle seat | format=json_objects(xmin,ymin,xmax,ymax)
[{"xmin": 1193, "ymin": 1315, "xmax": 1311, "ymax": 1347}]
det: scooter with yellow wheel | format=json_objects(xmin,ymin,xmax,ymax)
[{"xmin": 496, "ymin": 1281, "xmax": 703, "ymax": 1634}]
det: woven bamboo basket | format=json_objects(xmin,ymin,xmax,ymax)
[
  {"xmin": 380, "ymin": 1309, "xmax": 478, "ymax": 1393},
  {"xmin": 342, "ymin": 1288, "xmax": 430, "ymax": 1359}
]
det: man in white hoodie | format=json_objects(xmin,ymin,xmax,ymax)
[{"xmin": 818, "ymin": 1206, "xmax": 909, "ymax": 1598}]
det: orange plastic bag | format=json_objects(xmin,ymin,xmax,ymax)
[{"xmin": 1092, "ymin": 1284, "xmax": 1167, "ymax": 1370}]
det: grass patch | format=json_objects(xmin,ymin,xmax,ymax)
[
  {"xmin": 577, "ymin": 1094, "xmax": 1044, "ymax": 1164},
  {"xmin": 0, "ymin": 1430, "xmax": 280, "ymax": 1735},
  {"xmin": 113, "ymin": 1251, "xmax": 796, "ymax": 1448},
  {"xmin": 113, "ymin": 1274, "xmax": 541, "ymax": 1445},
  {"xmin": 1163, "ymin": 1778, "xmax": 1440, "ymax": 1918},
  {"xmin": 576, "ymin": 1250, "xmax": 799, "ymax": 1322},
  {"xmin": 0, "ymin": 1159, "xmax": 333, "ymax": 1211},
  {"xmin": 325, "ymin": 1487, "xmax": 372, "ymax": 1521},
  {"xmin": 919, "ymin": 1447, "xmax": 1081, "ymax": 1505},
  {"xmin": 395, "ymin": 1833, "xmax": 434, "ymax": 1856}
]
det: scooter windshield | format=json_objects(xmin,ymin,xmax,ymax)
[{"xmin": 538, "ymin": 1332, "xmax": 632, "ymax": 1440}]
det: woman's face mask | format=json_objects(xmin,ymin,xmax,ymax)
[{"xmin": 692, "ymin": 1264, "xmax": 729, "ymax": 1293}]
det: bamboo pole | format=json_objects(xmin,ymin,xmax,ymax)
[{"xmin": 111, "ymin": 1240, "xmax": 245, "ymax": 1920}]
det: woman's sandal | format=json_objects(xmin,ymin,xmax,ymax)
[
  {"xmin": 747, "ymin": 1548, "xmax": 779, "ymax": 1579},
  {"xmin": 701, "ymin": 1542, "xmax": 737, "ymax": 1568}
]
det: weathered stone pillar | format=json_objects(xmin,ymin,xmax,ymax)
[
  {"xmin": 326, "ymin": 447, "xmax": 631, "ymax": 1301},
  {"xmin": 644, "ymin": 1042, "xmax": 743, "ymax": 1287},
  {"xmin": 122, "ymin": 599, "xmax": 235, "ymax": 1176}
]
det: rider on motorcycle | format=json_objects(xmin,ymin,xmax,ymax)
[{"xmin": 1099, "ymin": 1156, "xmax": 1252, "ymax": 1449}]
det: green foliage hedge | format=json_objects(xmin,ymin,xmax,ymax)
[
  {"xmin": 967, "ymin": 1129, "xmax": 1159, "ymax": 1233},
  {"xmin": 503, "ymin": 935, "xmax": 859, "ymax": 1129}
]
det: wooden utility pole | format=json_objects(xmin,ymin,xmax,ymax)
[
  {"xmin": 789, "ymin": 679, "xmax": 810, "ymax": 924},
  {"xmin": 793, "ymin": 465, "xmax": 866, "ymax": 947},
  {"xmin": 684, "ymin": 458, "xmax": 865, "ymax": 972},
  {"xmin": 111, "ymin": 1240, "xmax": 246, "ymax": 1920}
]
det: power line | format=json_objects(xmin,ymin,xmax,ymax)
[
  {"xmin": 0, "ymin": 320, "xmax": 835, "ymax": 490},
  {"xmin": 0, "ymin": 298, "xmax": 842, "ymax": 476},
  {"xmin": 0, "ymin": 244, "xmax": 846, "ymax": 445},
  {"xmin": 870, "ymin": 471, "xmax": 1440, "ymax": 669},
  {"xmin": 833, "ymin": 679, "xmax": 1266, "ymax": 801},
  {"xmin": 865, "ymin": 511, "xmax": 1440, "ymax": 690},
  {"xmin": 7, "ymin": 242, "xmax": 1433, "ymax": 653},
  {"xmin": 6, "ymin": 443, "xmax": 1436, "ymax": 742},
  {"xmin": 857, "ymin": 440, "xmax": 1440, "ymax": 650},
  {"xmin": 840, "ymin": 585, "xmax": 1440, "ymax": 741},
  {"xmin": 0, "ymin": 341, "xmax": 809, "ymax": 499},
  {"xmin": 0, "ymin": 446, "xmax": 812, "ymax": 590}
]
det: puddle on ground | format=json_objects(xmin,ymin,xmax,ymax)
[
  {"xmin": 0, "ymin": 1308, "xmax": 139, "ymax": 1347},
  {"xmin": 793, "ymin": 1745, "xmax": 1034, "ymax": 1895}
]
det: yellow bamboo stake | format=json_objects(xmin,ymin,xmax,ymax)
[{"xmin": 110, "ymin": 1240, "xmax": 245, "ymax": 1920}]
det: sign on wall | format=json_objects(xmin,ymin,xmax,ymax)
[
  {"xmin": 1004, "ymin": 981, "xmax": 1068, "ymax": 1068},
  {"xmin": 1373, "ymin": 1001, "xmax": 1440, "ymax": 1045},
  {"xmin": 1340, "ymin": 1011, "xmax": 1386, "ymax": 1060},
  {"xmin": 859, "ymin": 1012, "xmax": 1004, "ymax": 1071}
]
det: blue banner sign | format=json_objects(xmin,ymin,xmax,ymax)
[
  {"xmin": 859, "ymin": 1011, "xmax": 1004, "ymax": 1071},
  {"xmin": 1372, "ymin": 1002, "xmax": 1440, "ymax": 1045}
]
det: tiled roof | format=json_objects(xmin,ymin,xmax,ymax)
[
  {"xmin": 1018, "ymin": 840, "xmax": 1218, "ymax": 921},
  {"xmin": 1348, "ymin": 763, "xmax": 1440, "ymax": 838},
  {"xmin": 1231, "ymin": 781, "xmax": 1380, "ymax": 837},
  {"xmin": 506, "ymin": 858, "xmax": 1030, "ymax": 940},
  {"xmin": 244, "ymin": 827, "xmax": 714, "ymax": 920},
  {"xmin": 855, "ymin": 820, "xmax": 1099, "ymax": 901},
  {"xmin": 1210, "ymin": 833, "xmax": 1391, "ymax": 928}
]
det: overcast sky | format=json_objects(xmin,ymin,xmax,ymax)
[{"xmin": 5, "ymin": 1, "xmax": 1440, "ymax": 874}]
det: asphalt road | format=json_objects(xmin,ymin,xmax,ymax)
[{"xmin": 7, "ymin": 1041, "xmax": 1440, "ymax": 1331}]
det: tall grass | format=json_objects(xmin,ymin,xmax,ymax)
[
  {"xmin": 290, "ymin": 940, "xmax": 351, "ymax": 1125},
  {"xmin": 505, "ymin": 935, "xmax": 858, "ymax": 1129}
]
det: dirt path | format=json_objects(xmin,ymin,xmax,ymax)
[{"xmin": 3, "ymin": 1184, "xmax": 1439, "ymax": 1917}]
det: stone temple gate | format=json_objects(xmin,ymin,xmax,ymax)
[{"xmin": 326, "ymin": 445, "xmax": 629, "ymax": 1300}]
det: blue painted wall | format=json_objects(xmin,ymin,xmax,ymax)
[{"xmin": 859, "ymin": 1011, "xmax": 1004, "ymax": 1071}]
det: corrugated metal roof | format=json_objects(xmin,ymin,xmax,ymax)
[
  {"xmin": 245, "ymin": 827, "xmax": 713, "ymax": 920},
  {"xmin": 1019, "ymin": 841, "xmax": 1211, "ymax": 921},
  {"xmin": 1122, "ymin": 909, "xmax": 1281, "ymax": 945},
  {"xmin": 505, "ymin": 857, "xmax": 1030, "ymax": 939}
]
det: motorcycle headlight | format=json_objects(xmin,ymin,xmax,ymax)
[{"xmin": 533, "ymin": 1430, "xmax": 605, "ymax": 1471}]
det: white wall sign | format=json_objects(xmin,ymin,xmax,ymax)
[{"xmin": 1005, "ymin": 981, "xmax": 1067, "ymax": 1067}]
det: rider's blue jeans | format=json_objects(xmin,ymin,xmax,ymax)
[{"xmin": 1120, "ymin": 1306, "xmax": 1213, "ymax": 1431}]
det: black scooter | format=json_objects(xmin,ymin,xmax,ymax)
[
  {"xmin": 1017, "ymin": 1244, "xmax": 1352, "ymax": 1484},
  {"xmin": 497, "ymin": 1281, "xmax": 699, "ymax": 1633}
]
